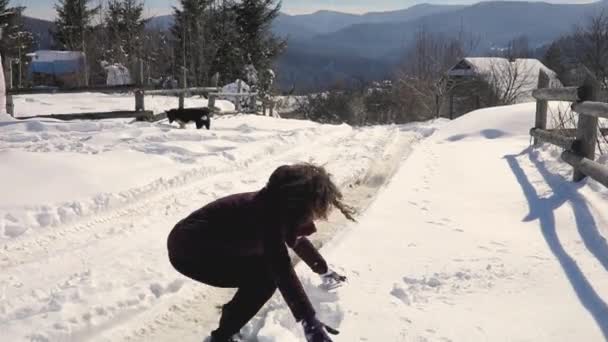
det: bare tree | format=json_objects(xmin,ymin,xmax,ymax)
[
  {"xmin": 395, "ymin": 26, "xmax": 480, "ymax": 118},
  {"xmin": 574, "ymin": 11, "xmax": 608, "ymax": 88},
  {"xmin": 485, "ymin": 59, "xmax": 536, "ymax": 105}
]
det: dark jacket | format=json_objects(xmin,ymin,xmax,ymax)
[{"xmin": 167, "ymin": 191, "xmax": 329, "ymax": 321}]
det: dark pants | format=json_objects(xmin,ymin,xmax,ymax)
[{"xmin": 169, "ymin": 253, "xmax": 277, "ymax": 339}]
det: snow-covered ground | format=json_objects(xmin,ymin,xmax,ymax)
[
  {"xmin": 253, "ymin": 103, "xmax": 608, "ymax": 342},
  {"xmin": 0, "ymin": 93, "xmax": 436, "ymax": 341},
  {"xmin": 1, "ymin": 95, "xmax": 607, "ymax": 341}
]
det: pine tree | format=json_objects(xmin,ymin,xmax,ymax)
[
  {"xmin": 0, "ymin": 1, "xmax": 33, "ymax": 87},
  {"xmin": 53, "ymin": 0, "xmax": 100, "ymax": 51},
  {"xmin": 209, "ymin": 0, "xmax": 243, "ymax": 84},
  {"xmin": 232, "ymin": 0, "xmax": 285, "ymax": 73},
  {"xmin": 172, "ymin": 0, "xmax": 213, "ymax": 86},
  {"xmin": 105, "ymin": 0, "xmax": 147, "ymax": 64}
]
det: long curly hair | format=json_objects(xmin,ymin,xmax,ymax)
[{"xmin": 263, "ymin": 163, "xmax": 357, "ymax": 222}]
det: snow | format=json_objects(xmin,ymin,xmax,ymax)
[
  {"xmin": 251, "ymin": 102, "xmax": 608, "ymax": 342},
  {"xmin": 220, "ymin": 79, "xmax": 252, "ymax": 108},
  {"xmin": 29, "ymin": 51, "xmax": 85, "ymax": 63},
  {"xmin": 461, "ymin": 58, "xmax": 558, "ymax": 83},
  {"xmin": 1, "ymin": 95, "xmax": 607, "ymax": 341},
  {"xmin": 102, "ymin": 63, "xmax": 132, "ymax": 86}
]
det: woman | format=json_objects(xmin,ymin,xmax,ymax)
[{"xmin": 167, "ymin": 163, "xmax": 356, "ymax": 342}]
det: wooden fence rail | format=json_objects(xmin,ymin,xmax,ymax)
[{"xmin": 531, "ymin": 69, "xmax": 608, "ymax": 188}]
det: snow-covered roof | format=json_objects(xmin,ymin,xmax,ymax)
[
  {"xmin": 28, "ymin": 50, "xmax": 85, "ymax": 62},
  {"xmin": 449, "ymin": 58, "xmax": 557, "ymax": 79},
  {"xmin": 448, "ymin": 57, "xmax": 562, "ymax": 102},
  {"xmin": 28, "ymin": 50, "xmax": 86, "ymax": 76}
]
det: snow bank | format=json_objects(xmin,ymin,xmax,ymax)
[{"xmin": 252, "ymin": 103, "xmax": 608, "ymax": 341}]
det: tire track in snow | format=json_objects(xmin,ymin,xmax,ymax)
[
  {"xmin": 0, "ymin": 125, "xmax": 351, "ymax": 269},
  {"xmin": 0, "ymin": 125, "xmax": 413, "ymax": 342},
  {"xmin": 97, "ymin": 127, "xmax": 426, "ymax": 342}
]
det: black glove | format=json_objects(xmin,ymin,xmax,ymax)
[
  {"xmin": 302, "ymin": 317, "xmax": 339, "ymax": 342},
  {"xmin": 320, "ymin": 269, "xmax": 347, "ymax": 290}
]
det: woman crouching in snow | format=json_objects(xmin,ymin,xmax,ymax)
[{"xmin": 167, "ymin": 163, "xmax": 356, "ymax": 342}]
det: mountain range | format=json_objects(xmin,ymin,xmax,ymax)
[{"xmin": 22, "ymin": 1, "xmax": 608, "ymax": 91}]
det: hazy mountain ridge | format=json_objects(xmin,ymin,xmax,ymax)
[
  {"xmin": 21, "ymin": 1, "xmax": 608, "ymax": 91},
  {"xmin": 304, "ymin": 0, "xmax": 608, "ymax": 61}
]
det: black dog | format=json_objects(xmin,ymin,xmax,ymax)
[{"xmin": 166, "ymin": 107, "xmax": 212, "ymax": 130}]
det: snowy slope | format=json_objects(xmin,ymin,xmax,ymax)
[
  {"xmin": 0, "ymin": 96, "xmax": 438, "ymax": 341},
  {"xmin": 251, "ymin": 103, "xmax": 608, "ymax": 342},
  {"xmin": 2, "ymin": 98, "xmax": 608, "ymax": 342}
]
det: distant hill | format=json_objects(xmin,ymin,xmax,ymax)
[
  {"xmin": 302, "ymin": 1, "xmax": 608, "ymax": 61},
  {"xmin": 273, "ymin": 4, "xmax": 465, "ymax": 40},
  {"xmin": 22, "ymin": 1, "xmax": 608, "ymax": 91},
  {"xmin": 145, "ymin": 15, "xmax": 173, "ymax": 31},
  {"xmin": 141, "ymin": 4, "xmax": 465, "ymax": 40}
]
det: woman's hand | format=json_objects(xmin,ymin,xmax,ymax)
[
  {"xmin": 302, "ymin": 317, "xmax": 339, "ymax": 342},
  {"xmin": 320, "ymin": 269, "xmax": 347, "ymax": 290}
]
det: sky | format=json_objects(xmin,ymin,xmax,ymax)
[{"xmin": 17, "ymin": 0, "xmax": 599, "ymax": 20}]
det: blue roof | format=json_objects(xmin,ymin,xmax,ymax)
[{"xmin": 30, "ymin": 60, "xmax": 83, "ymax": 75}]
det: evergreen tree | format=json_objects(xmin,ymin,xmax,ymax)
[
  {"xmin": 53, "ymin": 0, "xmax": 99, "ymax": 51},
  {"xmin": 232, "ymin": 0, "xmax": 285, "ymax": 73},
  {"xmin": 172, "ymin": 0, "xmax": 213, "ymax": 86},
  {"xmin": 209, "ymin": 0, "xmax": 243, "ymax": 84},
  {"xmin": 0, "ymin": 1, "xmax": 33, "ymax": 87},
  {"xmin": 171, "ymin": 0, "xmax": 285, "ymax": 87},
  {"xmin": 105, "ymin": 0, "xmax": 147, "ymax": 64}
]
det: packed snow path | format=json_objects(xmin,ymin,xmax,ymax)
[{"xmin": 248, "ymin": 104, "xmax": 608, "ymax": 342}]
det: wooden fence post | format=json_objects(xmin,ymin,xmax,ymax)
[
  {"xmin": 449, "ymin": 93, "xmax": 454, "ymax": 120},
  {"xmin": 135, "ymin": 90, "xmax": 145, "ymax": 112},
  {"xmin": 8, "ymin": 61, "xmax": 13, "ymax": 89},
  {"xmin": 250, "ymin": 93, "xmax": 257, "ymax": 114},
  {"xmin": 236, "ymin": 80, "xmax": 242, "ymax": 112},
  {"xmin": 208, "ymin": 94, "xmax": 216, "ymax": 111},
  {"xmin": 139, "ymin": 58, "xmax": 144, "ymax": 86},
  {"xmin": 211, "ymin": 72, "xmax": 219, "ymax": 88},
  {"xmin": 179, "ymin": 68, "xmax": 186, "ymax": 109},
  {"xmin": 534, "ymin": 70, "xmax": 550, "ymax": 146},
  {"xmin": 573, "ymin": 70, "xmax": 600, "ymax": 182},
  {"xmin": 6, "ymin": 94, "xmax": 14, "ymax": 116}
]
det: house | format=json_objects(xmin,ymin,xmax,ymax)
[
  {"xmin": 27, "ymin": 50, "xmax": 86, "ymax": 87},
  {"xmin": 444, "ymin": 57, "xmax": 561, "ymax": 119}
]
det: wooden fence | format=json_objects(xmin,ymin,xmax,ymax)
[
  {"xmin": 530, "ymin": 69, "xmax": 608, "ymax": 188},
  {"xmin": 6, "ymin": 83, "xmax": 260, "ymax": 121},
  {"xmin": 6, "ymin": 85, "xmax": 154, "ymax": 121}
]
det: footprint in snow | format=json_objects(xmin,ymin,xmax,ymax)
[{"xmin": 390, "ymin": 284, "xmax": 411, "ymax": 305}]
